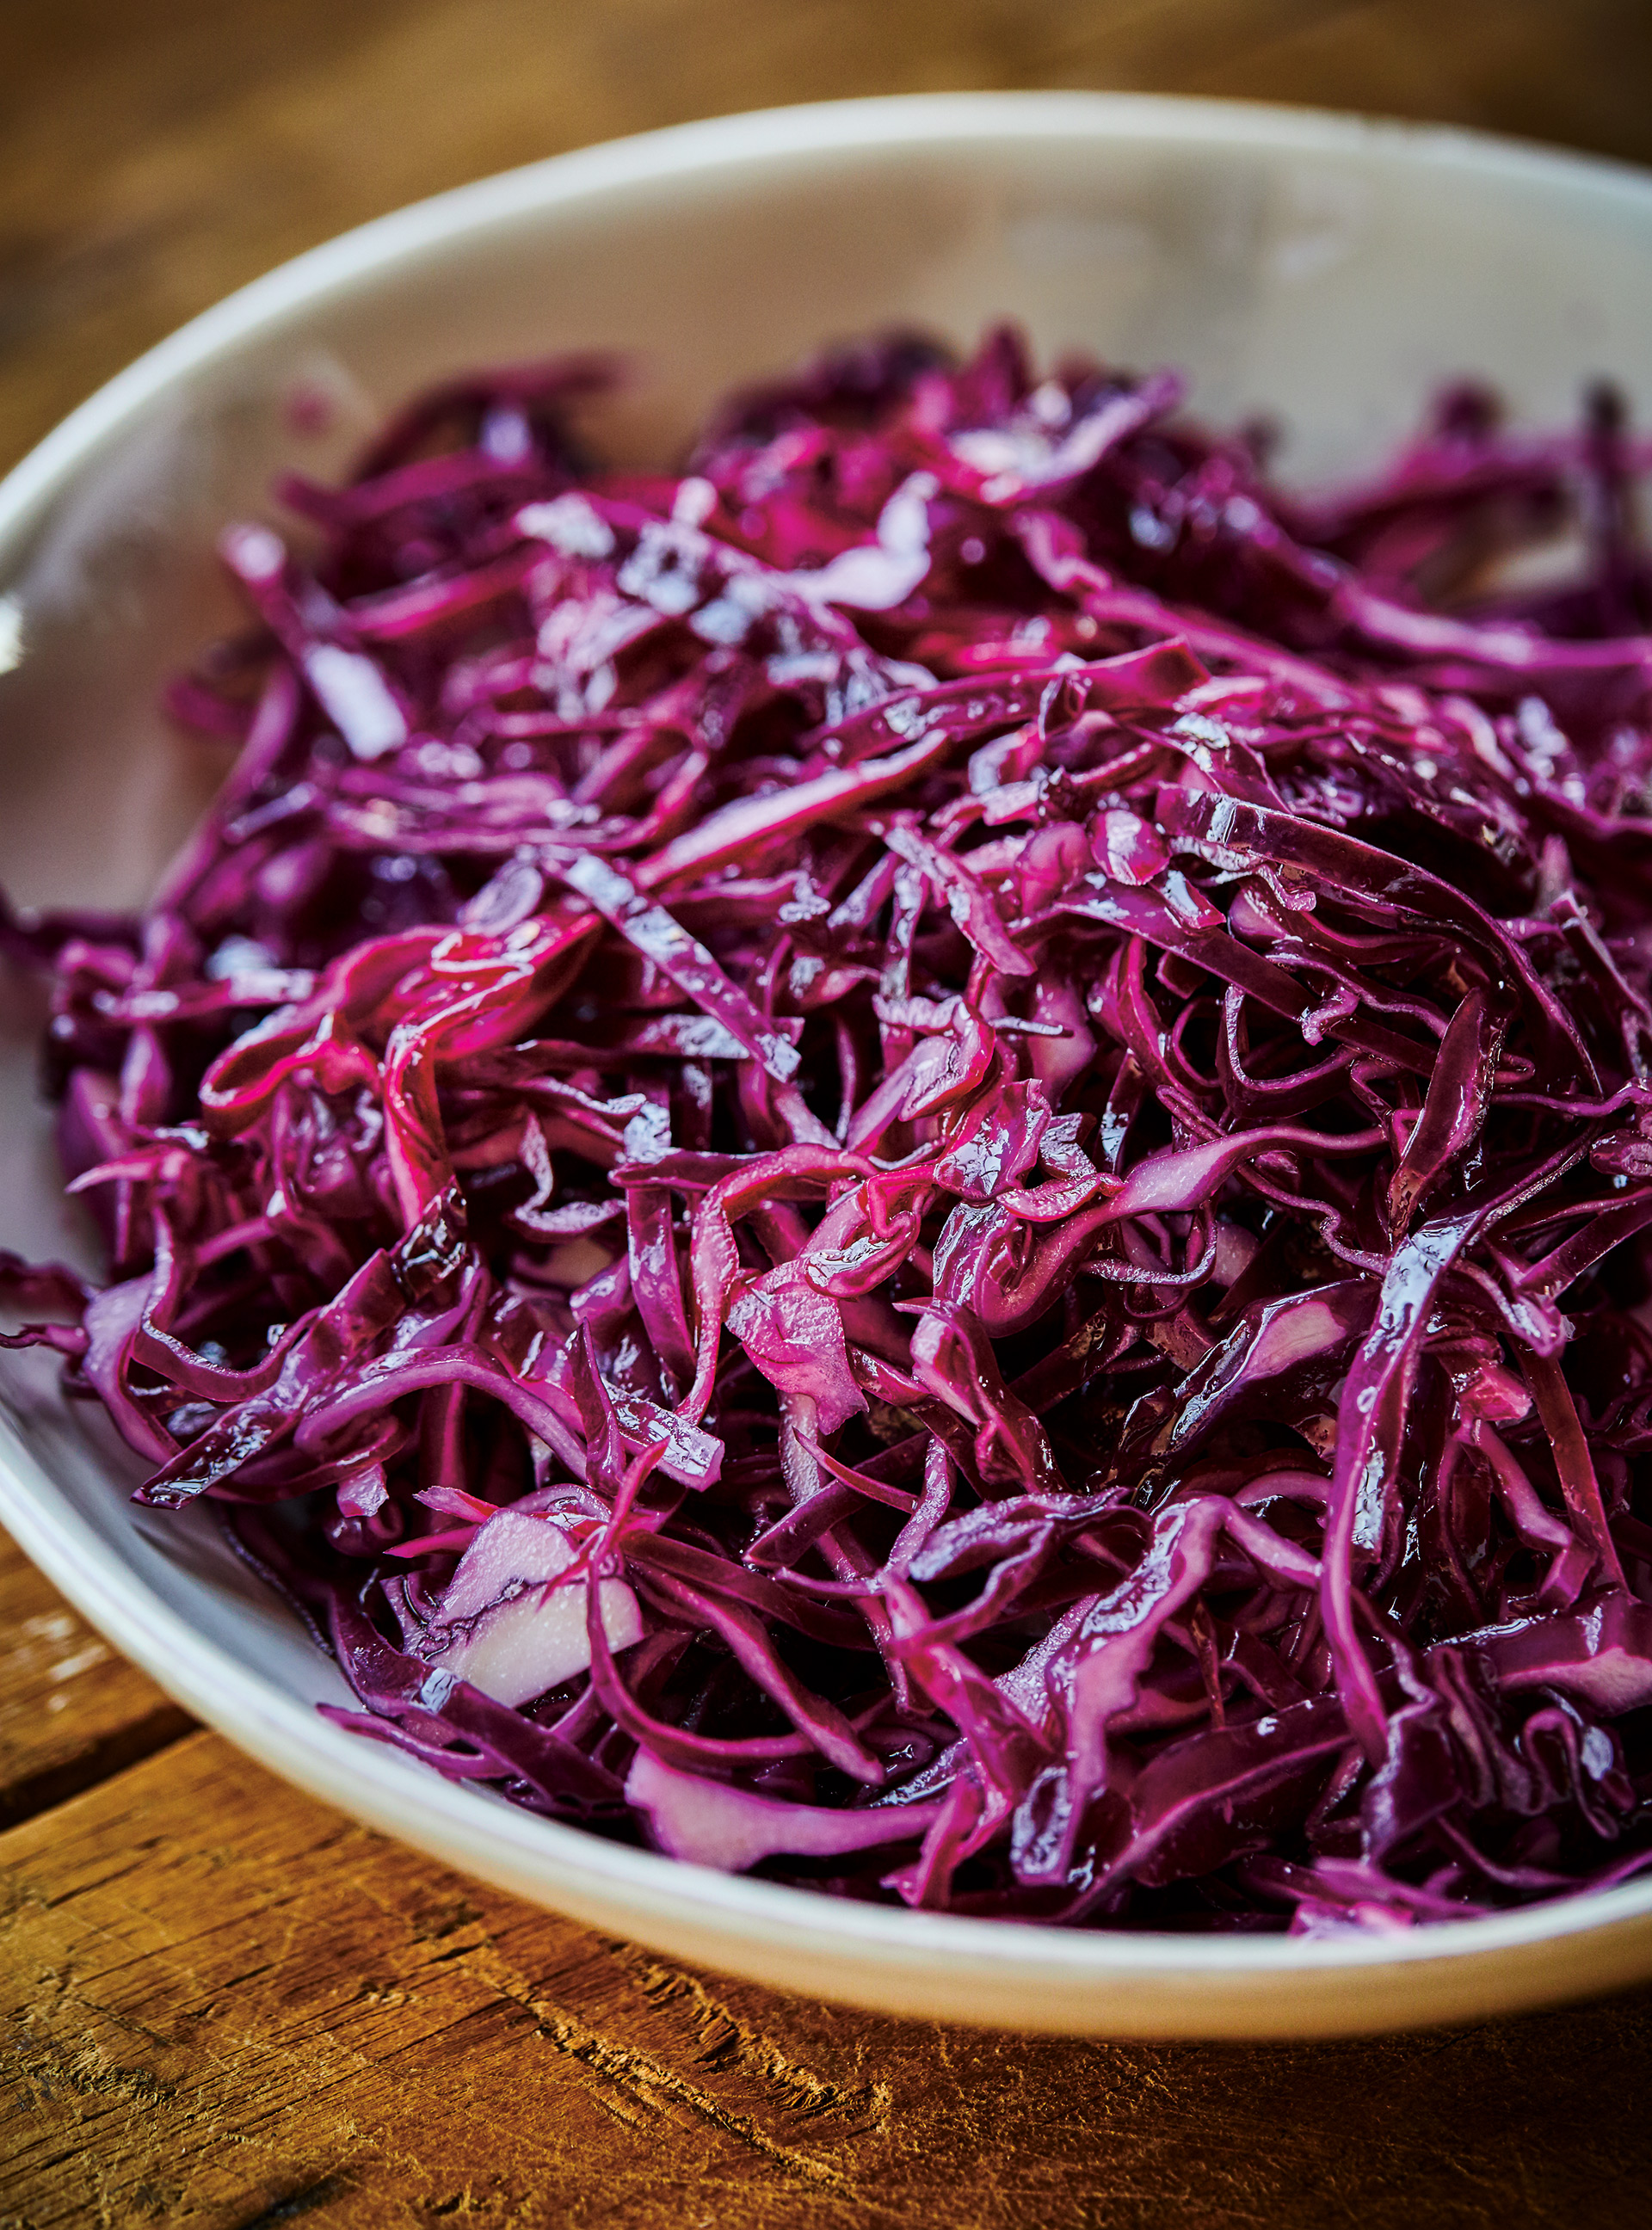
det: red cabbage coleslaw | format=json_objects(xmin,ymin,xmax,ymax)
[{"xmin": 5, "ymin": 328, "xmax": 1652, "ymax": 1935}]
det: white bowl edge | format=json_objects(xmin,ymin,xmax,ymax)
[{"xmin": 3, "ymin": 89, "xmax": 1652, "ymax": 2037}]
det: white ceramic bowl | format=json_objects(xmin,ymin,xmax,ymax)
[{"xmin": 3, "ymin": 92, "xmax": 1652, "ymax": 2039}]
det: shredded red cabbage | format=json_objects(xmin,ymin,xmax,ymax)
[{"xmin": 8, "ymin": 328, "xmax": 1652, "ymax": 1935}]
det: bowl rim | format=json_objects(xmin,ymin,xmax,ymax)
[{"xmin": 6, "ymin": 85, "xmax": 1652, "ymax": 1999}]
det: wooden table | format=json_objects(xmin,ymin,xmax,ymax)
[{"xmin": 5, "ymin": 5, "xmax": 1652, "ymax": 2221}]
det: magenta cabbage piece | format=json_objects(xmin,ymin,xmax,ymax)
[{"xmin": 7, "ymin": 330, "xmax": 1652, "ymax": 1936}]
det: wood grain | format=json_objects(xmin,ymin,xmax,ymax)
[
  {"xmin": 3, "ymin": 1729, "xmax": 1651, "ymax": 2230},
  {"xmin": 0, "ymin": 1528, "xmax": 190, "ymax": 1832},
  {"xmin": 4, "ymin": 3, "xmax": 1652, "ymax": 2222}
]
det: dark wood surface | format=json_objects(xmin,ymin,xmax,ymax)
[{"xmin": 5, "ymin": 5, "xmax": 1652, "ymax": 2222}]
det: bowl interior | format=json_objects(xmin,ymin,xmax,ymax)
[{"xmin": 4, "ymin": 94, "xmax": 1652, "ymax": 2036}]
